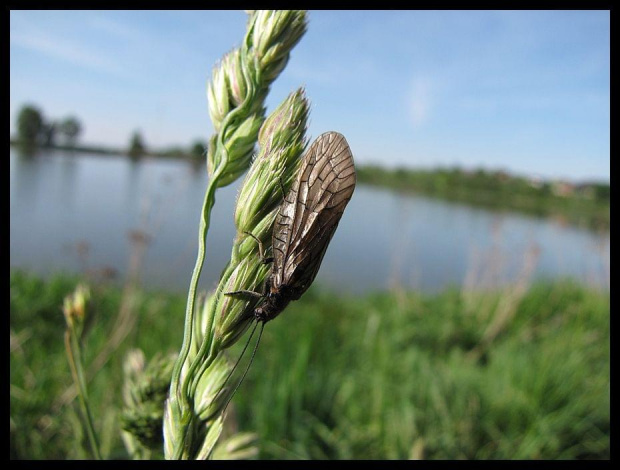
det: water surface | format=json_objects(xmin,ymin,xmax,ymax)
[{"xmin": 9, "ymin": 149, "xmax": 609, "ymax": 294}]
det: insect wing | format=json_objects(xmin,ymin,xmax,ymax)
[{"xmin": 272, "ymin": 132, "xmax": 356, "ymax": 298}]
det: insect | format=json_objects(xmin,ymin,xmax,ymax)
[
  {"xmin": 216, "ymin": 132, "xmax": 356, "ymax": 414},
  {"xmin": 227, "ymin": 131, "xmax": 356, "ymax": 323}
]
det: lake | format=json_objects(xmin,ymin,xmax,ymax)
[{"xmin": 9, "ymin": 148, "xmax": 610, "ymax": 294}]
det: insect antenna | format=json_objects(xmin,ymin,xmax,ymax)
[
  {"xmin": 220, "ymin": 320, "xmax": 265, "ymax": 417},
  {"xmin": 211, "ymin": 320, "xmax": 259, "ymax": 406}
]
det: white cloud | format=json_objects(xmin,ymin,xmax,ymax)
[{"xmin": 10, "ymin": 30, "xmax": 133, "ymax": 79}]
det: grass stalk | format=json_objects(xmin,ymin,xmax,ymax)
[
  {"xmin": 165, "ymin": 10, "xmax": 308, "ymax": 459},
  {"xmin": 62, "ymin": 285, "xmax": 101, "ymax": 459},
  {"xmin": 64, "ymin": 330, "xmax": 102, "ymax": 459}
]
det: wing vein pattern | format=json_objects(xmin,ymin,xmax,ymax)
[{"xmin": 272, "ymin": 132, "xmax": 356, "ymax": 298}]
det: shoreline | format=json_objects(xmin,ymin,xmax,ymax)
[{"xmin": 10, "ymin": 141, "xmax": 610, "ymax": 231}]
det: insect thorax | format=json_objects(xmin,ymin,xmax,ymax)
[{"xmin": 254, "ymin": 285, "xmax": 293, "ymax": 323}]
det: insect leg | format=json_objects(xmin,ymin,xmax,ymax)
[
  {"xmin": 224, "ymin": 289, "xmax": 263, "ymax": 298},
  {"xmin": 225, "ymin": 276, "xmax": 270, "ymax": 298},
  {"xmin": 242, "ymin": 231, "xmax": 274, "ymax": 264}
]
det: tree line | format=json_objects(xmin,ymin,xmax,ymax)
[
  {"xmin": 357, "ymin": 164, "xmax": 610, "ymax": 230},
  {"xmin": 16, "ymin": 105, "xmax": 82, "ymax": 148},
  {"xmin": 13, "ymin": 104, "xmax": 207, "ymax": 160}
]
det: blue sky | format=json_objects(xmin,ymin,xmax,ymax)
[{"xmin": 10, "ymin": 10, "xmax": 610, "ymax": 182}]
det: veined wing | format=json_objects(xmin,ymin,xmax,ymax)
[{"xmin": 272, "ymin": 132, "xmax": 356, "ymax": 297}]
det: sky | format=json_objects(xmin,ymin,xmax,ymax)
[{"xmin": 9, "ymin": 10, "xmax": 610, "ymax": 182}]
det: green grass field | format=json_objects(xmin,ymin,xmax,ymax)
[{"xmin": 10, "ymin": 270, "xmax": 609, "ymax": 459}]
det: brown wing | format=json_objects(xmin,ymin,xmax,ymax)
[{"xmin": 271, "ymin": 132, "xmax": 356, "ymax": 298}]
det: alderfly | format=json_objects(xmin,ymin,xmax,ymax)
[
  {"xmin": 227, "ymin": 131, "xmax": 356, "ymax": 323},
  {"xmin": 218, "ymin": 132, "xmax": 356, "ymax": 413}
]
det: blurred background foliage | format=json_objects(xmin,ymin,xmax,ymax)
[{"xmin": 10, "ymin": 270, "xmax": 609, "ymax": 459}]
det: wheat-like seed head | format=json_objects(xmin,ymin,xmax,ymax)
[{"xmin": 165, "ymin": 10, "xmax": 308, "ymax": 460}]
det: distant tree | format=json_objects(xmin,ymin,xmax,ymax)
[
  {"xmin": 190, "ymin": 140, "xmax": 208, "ymax": 160},
  {"xmin": 540, "ymin": 182, "xmax": 552, "ymax": 197},
  {"xmin": 16, "ymin": 105, "xmax": 44, "ymax": 145},
  {"xmin": 128, "ymin": 131, "xmax": 146, "ymax": 157},
  {"xmin": 41, "ymin": 121, "xmax": 58, "ymax": 147},
  {"xmin": 592, "ymin": 183, "xmax": 610, "ymax": 202},
  {"xmin": 60, "ymin": 117, "xmax": 82, "ymax": 147}
]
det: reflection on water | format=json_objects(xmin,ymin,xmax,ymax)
[{"xmin": 9, "ymin": 148, "xmax": 610, "ymax": 294}]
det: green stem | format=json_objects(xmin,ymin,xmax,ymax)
[
  {"xmin": 170, "ymin": 179, "xmax": 218, "ymax": 395},
  {"xmin": 168, "ymin": 176, "xmax": 219, "ymax": 459},
  {"xmin": 65, "ymin": 330, "xmax": 102, "ymax": 460},
  {"xmin": 169, "ymin": 85, "xmax": 253, "ymax": 408},
  {"xmin": 187, "ymin": 296, "xmax": 218, "ymax": 395},
  {"xmin": 169, "ymin": 126, "xmax": 234, "ymax": 459},
  {"xmin": 166, "ymin": 47, "xmax": 269, "ymax": 459}
]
